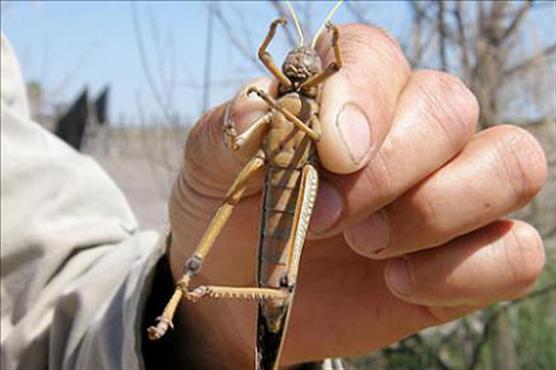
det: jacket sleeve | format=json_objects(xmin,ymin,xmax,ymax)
[{"xmin": 1, "ymin": 33, "xmax": 165, "ymax": 370}]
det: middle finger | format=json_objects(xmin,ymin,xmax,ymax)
[{"xmin": 343, "ymin": 125, "xmax": 547, "ymax": 259}]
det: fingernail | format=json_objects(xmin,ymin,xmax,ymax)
[
  {"xmin": 343, "ymin": 210, "xmax": 390, "ymax": 257},
  {"xmin": 386, "ymin": 259, "xmax": 413, "ymax": 296},
  {"xmin": 336, "ymin": 103, "xmax": 371, "ymax": 166},
  {"xmin": 309, "ymin": 181, "xmax": 343, "ymax": 235}
]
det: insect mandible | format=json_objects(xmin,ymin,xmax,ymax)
[{"xmin": 148, "ymin": 2, "xmax": 343, "ymax": 369}]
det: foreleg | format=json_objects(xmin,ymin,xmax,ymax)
[
  {"xmin": 300, "ymin": 22, "xmax": 342, "ymax": 89},
  {"xmin": 247, "ymin": 87, "xmax": 321, "ymax": 141},
  {"xmin": 258, "ymin": 18, "xmax": 292, "ymax": 89},
  {"xmin": 224, "ymin": 112, "xmax": 273, "ymax": 151}
]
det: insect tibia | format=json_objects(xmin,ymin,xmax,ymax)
[{"xmin": 186, "ymin": 286, "xmax": 289, "ymax": 302}]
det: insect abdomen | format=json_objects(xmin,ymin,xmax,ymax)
[{"xmin": 258, "ymin": 166, "xmax": 303, "ymax": 288}]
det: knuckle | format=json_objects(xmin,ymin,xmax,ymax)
[
  {"xmin": 412, "ymin": 70, "xmax": 478, "ymax": 151},
  {"xmin": 409, "ymin": 188, "xmax": 444, "ymax": 240},
  {"xmin": 368, "ymin": 151, "xmax": 395, "ymax": 197},
  {"xmin": 337, "ymin": 23, "xmax": 410, "ymax": 75},
  {"xmin": 491, "ymin": 125, "xmax": 548, "ymax": 205},
  {"xmin": 506, "ymin": 222, "xmax": 545, "ymax": 291}
]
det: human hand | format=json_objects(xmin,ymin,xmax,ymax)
[{"xmin": 167, "ymin": 24, "xmax": 547, "ymax": 368}]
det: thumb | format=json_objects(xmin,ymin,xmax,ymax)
[
  {"xmin": 315, "ymin": 24, "xmax": 410, "ymax": 175},
  {"xmin": 182, "ymin": 77, "xmax": 277, "ymax": 198}
]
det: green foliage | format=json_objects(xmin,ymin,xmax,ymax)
[{"xmin": 345, "ymin": 269, "xmax": 556, "ymax": 370}]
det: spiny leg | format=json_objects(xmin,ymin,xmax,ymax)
[
  {"xmin": 285, "ymin": 164, "xmax": 319, "ymax": 285},
  {"xmin": 147, "ymin": 153, "xmax": 266, "ymax": 340},
  {"xmin": 258, "ymin": 18, "xmax": 292, "ymax": 89},
  {"xmin": 256, "ymin": 163, "xmax": 319, "ymax": 370},
  {"xmin": 187, "ymin": 285, "xmax": 289, "ymax": 302},
  {"xmin": 247, "ymin": 87, "xmax": 321, "ymax": 141},
  {"xmin": 300, "ymin": 22, "xmax": 342, "ymax": 89}
]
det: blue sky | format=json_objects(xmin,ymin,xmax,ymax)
[
  {"xmin": 1, "ymin": 1, "xmax": 412, "ymax": 125},
  {"xmin": 2, "ymin": 1, "xmax": 554, "ymax": 125}
]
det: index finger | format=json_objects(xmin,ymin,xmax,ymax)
[{"xmin": 316, "ymin": 24, "xmax": 410, "ymax": 174}]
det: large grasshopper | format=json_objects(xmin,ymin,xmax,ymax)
[{"xmin": 148, "ymin": 2, "xmax": 343, "ymax": 369}]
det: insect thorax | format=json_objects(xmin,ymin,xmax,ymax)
[{"xmin": 264, "ymin": 93, "xmax": 317, "ymax": 169}]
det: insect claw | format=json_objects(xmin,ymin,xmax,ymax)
[
  {"xmin": 147, "ymin": 325, "xmax": 165, "ymax": 340},
  {"xmin": 223, "ymin": 99, "xmax": 243, "ymax": 151},
  {"xmin": 223, "ymin": 125, "xmax": 240, "ymax": 151},
  {"xmin": 147, "ymin": 316, "xmax": 174, "ymax": 341}
]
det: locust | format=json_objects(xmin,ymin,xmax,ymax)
[{"xmin": 148, "ymin": 2, "xmax": 343, "ymax": 369}]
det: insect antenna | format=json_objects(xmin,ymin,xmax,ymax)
[
  {"xmin": 285, "ymin": 0, "xmax": 304, "ymax": 46},
  {"xmin": 311, "ymin": 0, "xmax": 343, "ymax": 49}
]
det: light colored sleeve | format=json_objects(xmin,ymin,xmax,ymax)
[{"xmin": 1, "ymin": 33, "xmax": 165, "ymax": 370}]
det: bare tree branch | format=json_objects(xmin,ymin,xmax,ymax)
[
  {"xmin": 541, "ymin": 223, "xmax": 556, "ymax": 240},
  {"xmin": 230, "ymin": 2, "xmax": 256, "ymax": 53},
  {"xmin": 409, "ymin": 1, "xmax": 425, "ymax": 66},
  {"xmin": 51, "ymin": 40, "xmax": 98, "ymax": 97},
  {"xmin": 504, "ymin": 42, "xmax": 556, "ymax": 77},
  {"xmin": 130, "ymin": 2, "xmax": 177, "ymax": 123},
  {"xmin": 302, "ymin": 1, "xmax": 314, "ymax": 39},
  {"xmin": 454, "ymin": 0, "xmax": 471, "ymax": 79},
  {"xmin": 345, "ymin": 1, "xmax": 372, "ymax": 25},
  {"xmin": 213, "ymin": 4, "xmax": 265, "ymax": 74},
  {"xmin": 498, "ymin": 0, "xmax": 533, "ymax": 45},
  {"xmin": 437, "ymin": 1, "xmax": 448, "ymax": 71},
  {"xmin": 270, "ymin": 0, "xmax": 297, "ymax": 48},
  {"xmin": 202, "ymin": 2, "xmax": 215, "ymax": 112}
]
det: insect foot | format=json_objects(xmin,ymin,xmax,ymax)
[{"xmin": 147, "ymin": 316, "xmax": 174, "ymax": 340}]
